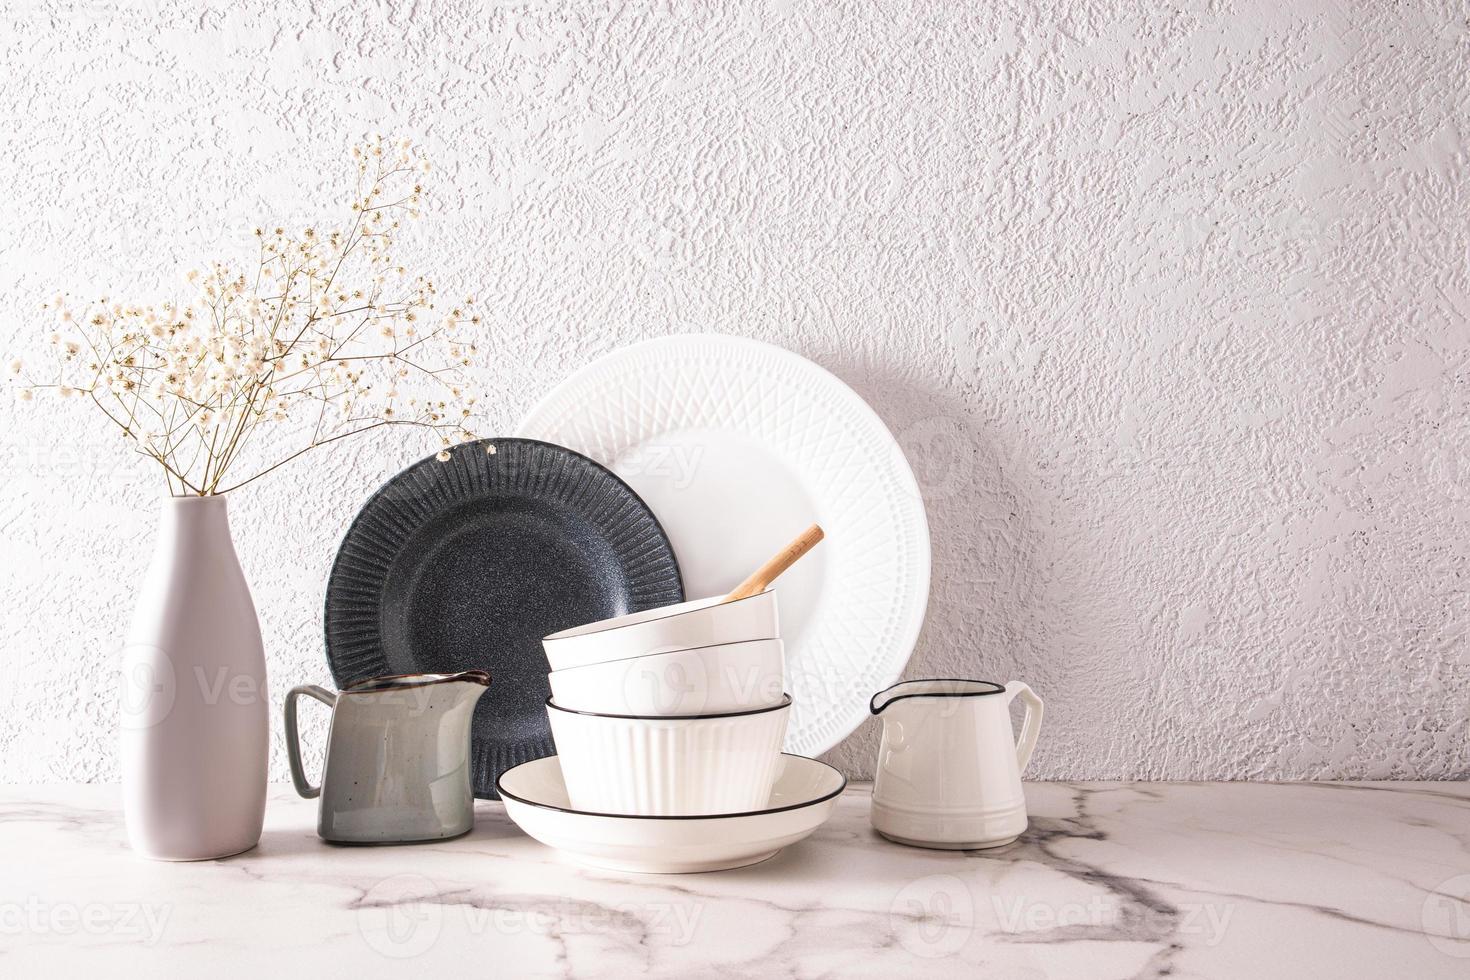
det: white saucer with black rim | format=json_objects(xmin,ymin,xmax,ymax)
[{"xmin": 496, "ymin": 754, "xmax": 847, "ymax": 873}]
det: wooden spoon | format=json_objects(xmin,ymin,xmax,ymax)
[{"xmin": 724, "ymin": 524, "xmax": 825, "ymax": 603}]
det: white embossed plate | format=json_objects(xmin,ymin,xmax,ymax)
[{"xmin": 517, "ymin": 335, "xmax": 930, "ymax": 756}]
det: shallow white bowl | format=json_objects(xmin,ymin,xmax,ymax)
[
  {"xmin": 541, "ymin": 590, "xmax": 779, "ymax": 672},
  {"xmin": 548, "ymin": 638, "xmax": 785, "ymax": 715},
  {"xmin": 497, "ymin": 754, "xmax": 847, "ymax": 873},
  {"xmin": 546, "ymin": 695, "xmax": 791, "ymax": 815}
]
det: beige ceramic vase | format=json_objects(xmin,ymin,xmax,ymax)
[{"xmin": 120, "ymin": 495, "xmax": 268, "ymax": 860}]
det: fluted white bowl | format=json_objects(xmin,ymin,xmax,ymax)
[
  {"xmin": 541, "ymin": 590, "xmax": 779, "ymax": 672},
  {"xmin": 546, "ymin": 694, "xmax": 791, "ymax": 816},
  {"xmin": 548, "ymin": 638, "xmax": 785, "ymax": 716}
]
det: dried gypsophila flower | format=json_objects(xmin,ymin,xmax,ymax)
[{"xmin": 12, "ymin": 137, "xmax": 484, "ymax": 497}]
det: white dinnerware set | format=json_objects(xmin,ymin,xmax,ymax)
[
  {"xmin": 542, "ymin": 590, "xmax": 791, "ymax": 816},
  {"xmin": 495, "ymin": 529, "xmax": 852, "ymax": 873},
  {"xmin": 140, "ymin": 337, "xmax": 1052, "ymax": 870},
  {"xmin": 289, "ymin": 340, "xmax": 1047, "ymax": 872}
]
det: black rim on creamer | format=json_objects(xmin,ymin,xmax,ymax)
[{"xmin": 869, "ymin": 679, "xmax": 1005, "ymax": 714}]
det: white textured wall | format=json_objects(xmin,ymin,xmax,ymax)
[{"xmin": 1, "ymin": 1, "xmax": 1466, "ymax": 782}]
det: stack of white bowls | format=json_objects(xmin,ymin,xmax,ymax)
[{"xmin": 541, "ymin": 590, "xmax": 789, "ymax": 816}]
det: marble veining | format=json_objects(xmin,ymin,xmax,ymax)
[{"xmin": 1, "ymin": 782, "xmax": 1467, "ymax": 978}]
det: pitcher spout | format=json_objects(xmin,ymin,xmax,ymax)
[
  {"xmin": 341, "ymin": 670, "xmax": 492, "ymax": 717},
  {"xmin": 445, "ymin": 670, "xmax": 493, "ymax": 708},
  {"xmin": 870, "ymin": 678, "xmax": 1005, "ymax": 714},
  {"xmin": 345, "ymin": 669, "xmax": 491, "ymax": 695}
]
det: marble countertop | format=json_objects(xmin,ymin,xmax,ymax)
[{"xmin": 2, "ymin": 781, "xmax": 1468, "ymax": 978}]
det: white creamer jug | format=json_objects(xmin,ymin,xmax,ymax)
[{"xmin": 869, "ymin": 678, "xmax": 1043, "ymax": 849}]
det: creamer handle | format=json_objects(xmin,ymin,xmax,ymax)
[
  {"xmin": 284, "ymin": 685, "xmax": 336, "ymax": 799},
  {"xmin": 1003, "ymin": 681, "xmax": 1044, "ymax": 774}
]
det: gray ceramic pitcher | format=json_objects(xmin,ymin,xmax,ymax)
[{"xmin": 285, "ymin": 671, "xmax": 491, "ymax": 844}]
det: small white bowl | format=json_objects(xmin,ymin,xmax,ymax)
[
  {"xmin": 548, "ymin": 638, "xmax": 785, "ymax": 716},
  {"xmin": 546, "ymin": 694, "xmax": 792, "ymax": 816},
  {"xmin": 497, "ymin": 754, "xmax": 847, "ymax": 873},
  {"xmin": 541, "ymin": 590, "xmax": 779, "ymax": 672}
]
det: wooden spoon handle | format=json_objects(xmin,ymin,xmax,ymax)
[{"xmin": 725, "ymin": 524, "xmax": 825, "ymax": 602}]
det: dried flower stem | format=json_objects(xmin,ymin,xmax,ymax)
[{"xmin": 14, "ymin": 137, "xmax": 483, "ymax": 496}]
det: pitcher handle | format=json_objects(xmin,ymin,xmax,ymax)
[
  {"xmin": 1003, "ymin": 681, "xmax": 1044, "ymax": 774},
  {"xmin": 285, "ymin": 685, "xmax": 337, "ymax": 799}
]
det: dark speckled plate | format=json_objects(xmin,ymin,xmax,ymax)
[{"xmin": 324, "ymin": 438, "xmax": 684, "ymax": 798}]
